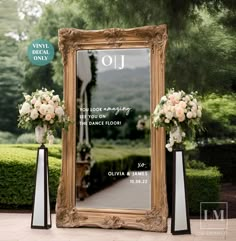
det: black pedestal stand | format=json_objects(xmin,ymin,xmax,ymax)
[{"xmin": 31, "ymin": 144, "xmax": 51, "ymax": 229}]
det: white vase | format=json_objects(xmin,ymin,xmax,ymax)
[{"xmin": 35, "ymin": 125, "xmax": 47, "ymax": 144}]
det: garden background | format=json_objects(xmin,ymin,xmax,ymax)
[{"xmin": 0, "ymin": 0, "xmax": 235, "ymax": 215}]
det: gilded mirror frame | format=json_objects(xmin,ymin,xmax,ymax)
[{"xmin": 56, "ymin": 25, "xmax": 168, "ymax": 232}]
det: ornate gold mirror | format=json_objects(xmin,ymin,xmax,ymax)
[{"xmin": 56, "ymin": 25, "xmax": 168, "ymax": 232}]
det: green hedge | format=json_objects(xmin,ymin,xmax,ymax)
[
  {"xmin": 0, "ymin": 145, "xmax": 222, "ymax": 215},
  {"xmin": 199, "ymin": 143, "xmax": 236, "ymax": 183},
  {"xmin": 186, "ymin": 168, "xmax": 221, "ymax": 214},
  {"xmin": 0, "ymin": 146, "xmax": 61, "ymax": 209}
]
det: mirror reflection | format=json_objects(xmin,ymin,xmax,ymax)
[{"xmin": 76, "ymin": 48, "xmax": 151, "ymax": 210}]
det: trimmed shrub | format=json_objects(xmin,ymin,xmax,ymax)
[
  {"xmin": 166, "ymin": 151, "xmax": 222, "ymax": 215},
  {"xmin": 16, "ymin": 133, "xmax": 37, "ymax": 144},
  {"xmin": 186, "ymin": 168, "xmax": 222, "ymax": 214},
  {"xmin": 16, "ymin": 133, "xmax": 62, "ymax": 145},
  {"xmin": 0, "ymin": 146, "xmax": 61, "ymax": 209},
  {"xmin": 0, "ymin": 144, "xmax": 222, "ymax": 214},
  {"xmin": 0, "ymin": 131, "xmax": 17, "ymax": 144},
  {"xmin": 186, "ymin": 160, "xmax": 207, "ymax": 170}
]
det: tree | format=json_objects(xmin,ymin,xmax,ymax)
[
  {"xmin": 21, "ymin": 1, "xmax": 86, "ymax": 93},
  {"xmin": 22, "ymin": 0, "xmax": 236, "ymax": 95},
  {"xmin": 0, "ymin": 0, "xmax": 19, "ymax": 36},
  {"xmin": 0, "ymin": 36, "xmax": 24, "ymax": 133}
]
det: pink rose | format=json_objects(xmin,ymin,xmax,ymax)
[
  {"xmin": 175, "ymin": 107, "xmax": 184, "ymax": 118},
  {"xmin": 31, "ymin": 98, "xmax": 36, "ymax": 105},
  {"xmin": 45, "ymin": 114, "xmax": 51, "ymax": 121},
  {"xmin": 179, "ymin": 101, "xmax": 187, "ymax": 108},
  {"xmin": 178, "ymin": 115, "xmax": 185, "ymax": 122}
]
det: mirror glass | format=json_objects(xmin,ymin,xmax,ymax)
[{"xmin": 76, "ymin": 48, "xmax": 151, "ymax": 210}]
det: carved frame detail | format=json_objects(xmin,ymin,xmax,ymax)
[{"xmin": 56, "ymin": 25, "xmax": 168, "ymax": 232}]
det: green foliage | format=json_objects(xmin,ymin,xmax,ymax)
[
  {"xmin": 166, "ymin": 10, "xmax": 236, "ymax": 93},
  {"xmin": 0, "ymin": 144, "xmax": 222, "ymax": 212},
  {"xmin": 186, "ymin": 160, "xmax": 207, "ymax": 170},
  {"xmin": 16, "ymin": 133, "xmax": 37, "ymax": 144},
  {"xmin": 0, "ymin": 0, "xmax": 19, "ymax": 35},
  {"xmin": 199, "ymin": 143, "xmax": 236, "ymax": 183},
  {"xmin": 186, "ymin": 168, "xmax": 222, "ymax": 214},
  {"xmin": 16, "ymin": 133, "xmax": 62, "ymax": 144},
  {"xmin": 0, "ymin": 132, "xmax": 17, "ymax": 144},
  {"xmin": 201, "ymin": 93, "xmax": 236, "ymax": 139},
  {"xmin": 91, "ymin": 145, "xmax": 149, "ymax": 162},
  {"xmin": 0, "ymin": 36, "xmax": 24, "ymax": 134},
  {"xmin": 0, "ymin": 146, "xmax": 61, "ymax": 208},
  {"xmin": 19, "ymin": 0, "xmax": 236, "ymax": 97},
  {"xmin": 6, "ymin": 144, "xmax": 62, "ymax": 159}
]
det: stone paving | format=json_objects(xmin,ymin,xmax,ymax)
[{"xmin": 0, "ymin": 213, "xmax": 236, "ymax": 241}]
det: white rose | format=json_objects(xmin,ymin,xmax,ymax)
[
  {"xmin": 52, "ymin": 95, "xmax": 60, "ymax": 102},
  {"xmin": 189, "ymin": 101, "xmax": 194, "ymax": 106},
  {"xmin": 165, "ymin": 111, "xmax": 173, "ymax": 120},
  {"xmin": 197, "ymin": 109, "xmax": 202, "ymax": 117},
  {"xmin": 192, "ymin": 104, "xmax": 197, "ymax": 112},
  {"xmin": 187, "ymin": 112, "xmax": 193, "ymax": 119},
  {"xmin": 46, "ymin": 104, "xmax": 55, "ymax": 114},
  {"xmin": 48, "ymin": 100, "xmax": 54, "ymax": 105},
  {"xmin": 192, "ymin": 111, "xmax": 197, "ymax": 118},
  {"xmin": 24, "ymin": 95, "xmax": 31, "ymax": 101},
  {"xmin": 169, "ymin": 137, "xmax": 174, "ymax": 146},
  {"xmin": 35, "ymin": 100, "xmax": 42, "ymax": 109},
  {"xmin": 153, "ymin": 106, "xmax": 159, "ymax": 115},
  {"xmin": 20, "ymin": 102, "xmax": 31, "ymax": 115},
  {"xmin": 30, "ymin": 109, "xmax": 39, "ymax": 120},
  {"xmin": 161, "ymin": 96, "xmax": 167, "ymax": 102},
  {"xmin": 153, "ymin": 116, "xmax": 159, "ymax": 123},
  {"xmin": 55, "ymin": 106, "xmax": 64, "ymax": 117},
  {"xmin": 165, "ymin": 118, "xmax": 170, "ymax": 123},
  {"xmin": 39, "ymin": 104, "xmax": 47, "ymax": 115},
  {"xmin": 165, "ymin": 143, "xmax": 173, "ymax": 152},
  {"xmin": 185, "ymin": 95, "xmax": 190, "ymax": 102}
]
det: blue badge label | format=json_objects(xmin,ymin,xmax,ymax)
[{"xmin": 27, "ymin": 39, "xmax": 54, "ymax": 66}]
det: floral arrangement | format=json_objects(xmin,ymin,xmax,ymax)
[
  {"xmin": 18, "ymin": 88, "xmax": 70, "ymax": 144},
  {"xmin": 153, "ymin": 89, "xmax": 202, "ymax": 152},
  {"xmin": 77, "ymin": 142, "xmax": 91, "ymax": 154},
  {"xmin": 77, "ymin": 142, "xmax": 91, "ymax": 161}
]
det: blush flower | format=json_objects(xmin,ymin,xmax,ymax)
[
  {"xmin": 152, "ymin": 89, "xmax": 202, "ymax": 152},
  {"xmin": 30, "ymin": 109, "xmax": 39, "ymax": 120},
  {"xmin": 39, "ymin": 104, "xmax": 47, "ymax": 115},
  {"xmin": 20, "ymin": 102, "xmax": 31, "ymax": 115}
]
